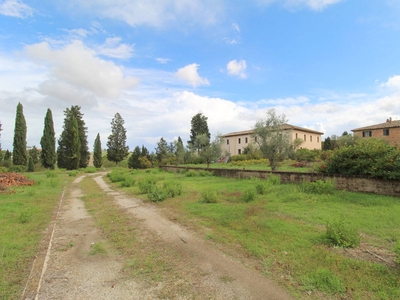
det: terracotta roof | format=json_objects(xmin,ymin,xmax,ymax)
[
  {"xmin": 222, "ymin": 124, "xmax": 323, "ymax": 137},
  {"xmin": 351, "ymin": 120, "xmax": 400, "ymax": 132}
]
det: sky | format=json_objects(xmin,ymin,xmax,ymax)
[{"xmin": 1, "ymin": 0, "xmax": 400, "ymax": 153}]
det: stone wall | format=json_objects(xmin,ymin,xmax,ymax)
[{"xmin": 160, "ymin": 166, "xmax": 400, "ymax": 198}]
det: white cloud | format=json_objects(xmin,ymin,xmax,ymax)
[
  {"xmin": 0, "ymin": 0, "xmax": 33, "ymax": 18},
  {"xmin": 156, "ymin": 58, "xmax": 171, "ymax": 64},
  {"xmin": 95, "ymin": 37, "xmax": 134, "ymax": 59},
  {"xmin": 232, "ymin": 22, "xmax": 240, "ymax": 33},
  {"xmin": 256, "ymin": 0, "xmax": 344, "ymax": 11},
  {"xmin": 68, "ymin": 0, "xmax": 224, "ymax": 28},
  {"xmin": 227, "ymin": 59, "xmax": 247, "ymax": 79},
  {"xmin": 381, "ymin": 75, "xmax": 400, "ymax": 89},
  {"xmin": 175, "ymin": 63, "xmax": 210, "ymax": 87},
  {"xmin": 24, "ymin": 40, "xmax": 139, "ymax": 99}
]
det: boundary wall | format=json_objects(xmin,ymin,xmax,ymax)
[{"xmin": 160, "ymin": 166, "xmax": 400, "ymax": 198}]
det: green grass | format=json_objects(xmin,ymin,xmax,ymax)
[
  {"xmin": 0, "ymin": 171, "xmax": 70, "ymax": 300},
  {"xmin": 110, "ymin": 168, "xmax": 400, "ymax": 300}
]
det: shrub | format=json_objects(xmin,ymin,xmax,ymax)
[
  {"xmin": 9, "ymin": 165, "xmax": 27, "ymax": 173},
  {"xmin": 325, "ymin": 218, "xmax": 360, "ymax": 248},
  {"xmin": 107, "ymin": 170, "xmax": 126, "ymax": 182},
  {"xmin": 199, "ymin": 170, "xmax": 214, "ymax": 177},
  {"xmin": 295, "ymin": 148, "xmax": 321, "ymax": 162},
  {"xmin": 0, "ymin": 167, "xmax": 8, "ymax": 173},
  {"xmin": 138, "ymin": 177, "xmax": 156, "ymax": 194},
  {"xmin": 301, "ymin": 180, "xmax": 336, "ymax": 195},
  {"xmin": 84, "ymin": 167, "xmax": 97, "ymax": 173},
  {"xmin": 185, "ymin": 170, "xmax": 198, "ymax": 177},
  {"xmin": 45, "ymin": 171, "xmax": 58, "ymax": 178},
  {"xmin": 68, "ymin": 170, "xmax": 78, "ymax": 177},
  {"xmin": 120, "ymin": 175, "xmax": 135, "ymax": 187},
  {"xmin": 147, "ymin": 185, "xmax": 167, "ymax": 202},
  {"xmin": 241, "ymin": 188, "xmax": 256, "ymax": 202},
  {"xmin": 266, "ymin": 174, "xmax": 281, "ymax": 185},
  {"xmin": 254, "ymin": 179, "xmax": 269, "ymax": 195},
  {"xmin": 200, "ymin": 189, "xmax": 217, "ymax": 203},
  {"xmin": 163, "ymin": 181, "xmax": 182, "ymax": 197}
]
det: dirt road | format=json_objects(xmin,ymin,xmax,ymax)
[{"xmin": 23, "ymin": 173, "xmax": 293, "ymax": 300}]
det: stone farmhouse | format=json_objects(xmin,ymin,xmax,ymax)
[
  {"xmin": 221, "ymin": 124, "xmax": 323, "ymax": 156},
  {"xmin": 351, "ymin": 118, "xmax": 400, "ymax": 147}
]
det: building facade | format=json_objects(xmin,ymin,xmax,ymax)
[
  {"xmin": 221, "ymin": 124, "xmax": 323, "ymax": 156},
  {"xmin": 351, "ymin": 118, "xmax": 400, "ymax": 147}
]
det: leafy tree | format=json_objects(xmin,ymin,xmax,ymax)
[
  {"xmin": 12, "ymin": 102, "xmax": 27, "ymax": 166},
  {"xmin": 57, "ymin": 113, "xmax": 81, "ymax": 170},
  {"xmin": 69, "ymin": 106, "xmax": 89, "ymax": 168},
  {"xmin": 107, "ymin": 113, "xmax": 129, "ymax": 166},
  {"xmin": 197, "ymin": 134, "xmax": 222, "ymax": 168},
  {"xmin": 141, "ymin": 145, "xmax": 150, "ymax": 160},
  {"xmin": 128, "ymin": 146, "xmax": 141, "ymax": 169},
  {"xmin": 155, "ymin": 137, "xmax": 169, "ymax": 165},
  {"xmin": 253, "ymin": 108, "xmax": 292, "ymax": 171},
  {"xmin": 29, "ymin": 146, "xmax": 40, "ymax": 165},
  {"xmin": 188, "ymin": 113, "xmax": 210, "ymax": 153},
  {"xmin": 324, "ymin": 138, "xmax": 400, "ymax": 180},
  {"xmin": 40, "ymin": 109, "xmax": 56, "ymax": 169},
  {"xmin": 27, "ymin": 156, "xmax": 34, "ymax": 172},
  {"xmin": 4, "ymin": 150, "xmax": 11, "ymax": 161},
  {"xmin": 322, "ymin": 137, "xmax": 333, "ymax": 151},
  {"xmin": 175, "ymin": 136, "xmax": 185, "ymax": 165},
  {"xmin": 93, "ymin": 133, "xmax": 102, "ymax": 168}
]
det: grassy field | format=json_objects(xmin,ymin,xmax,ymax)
[
  {"xmin": 107, "ymin": 167, "xmax": 400, "ymax": 300},
  {"xmin": 0, "ymin": 171, "xmax": 70, "ymax": 300}
]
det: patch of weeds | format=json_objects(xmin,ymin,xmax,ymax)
[
  {"xmin": 107, "ymin": 170, "xmax": 126, "ymax": 182},
  {"xmin": 120, "ymin": 175, "xmax": 135, "ymax": 187},
  {"xmin": 45, "ymin": 171, "xmax": 57, "ymax": 178},
  {"xmin": 266, "ymin": 174, "xmax": 281, "ymax": 185},
  {"xmin": 84, "ymin": 167, "xmax": 97, "ymax": 173},
  {"xmin": 18, "ymin": 211, "xmax": 31, "ymax": 224},
  {"xmin": 147, "ymin": 185, "xmax": 167, "ymax": 202},
  {"xmin": 302, "ymin": 268, "xmax": 345, "ymax": 295},
  {"xmin": 325, "ymin": 218, "xmax": 360, "ymax": 248},
  {"xmin": 138, "ymin": 177, "xmax": 157, "ymax": 194},
  {"xmin": 163, "ymin": 181, "xmax": 182, "ymax": 197},
  {"xmin": 185, "ymin": 170, "xmax": 198, "ymax": 177},
  {"xmin": 47, "ymin": 178, "xmax": 59, "ymax": 188},
  {"xmin": 200, "ymin": 188, "xmax": 217, "ymax": 203},
  {"xmin": 89, "ymin": 242, "xmax": 107, "ymax": 255},
  {"xmin": 68, "ymin": 170, "xmax": 79, "ymax": 177},
  {"xmin": 199, "ymin": 170, "xmax": 214, "ymax": 177},
  {"xmin": 300, "ymin": 179, "xmax": 336, "ymax": 195},
  {"xmin": 241, "ymin": 188, "xmax": 256, "ymax": 203},
  {"xmin": 254, "ymin": 179, "xmax": 269, "ymax": 195}
]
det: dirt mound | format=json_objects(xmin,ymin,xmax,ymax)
[{"xmin": 0, "ymin": 172, "xmax": 34, "ymax": 191}]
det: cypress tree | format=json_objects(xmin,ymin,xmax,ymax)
[
  {"xmin": 106, "ymin": 113, "xmax": 129, "ymax": 166},
  {"xmin": 13, "ymin": 102, "xmax": 28, "ymax": 166},
  {"xmin": 69, "ymin": 106, "xmax": 89, "ymax": 168},
  {"xmin": 93, "ymin": 133, "xmax": 102, "ymax": 168},
  {"xmin": 40, "ymin": 109, "xmax": 56, "ymax": 169},
  {"xmin": 128, "ymin": 146, "xmax": 141, "ymax": 169},
  {"xmin": 28, "ymin": 156, "xmax": 34, "ymax": 172},
  {"xmin": 188, "ymin": 113, "xmax": 210, "ymax": 154},
  {"xmin": 57, "ymin": 111, "xmax": 81, "ymax": 170},
  {"xmin": 69, "ymin": 116, "xmax": 81, "ymax": 170}
]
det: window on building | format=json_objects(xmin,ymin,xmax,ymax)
[
  {"xmin": 304, "ymin": 134, "xmax": 306, "ymax": 141},
  {"xmin": 295, "ymin": 133, "xmax": 298, "ymax": 139},
  {"xmin": 238, "ymin": 138, "xmax": 241, "ymax": 144},
  {"xmin": 383, "ymin": 129, "xmax": 390, "ymax": 136},
  {"xmin": 317, "ymin": 137, "xmax": 320, "ymax": 143},
  {"xmin": 310, "ymin": 135, "xmax": 313, "ymax": 142},
  {"xmin": 227, "ymin": 139, "xmax": 229, "ymax": 145},
  {"xmin": 254, "ymin": 136, "xmax": 257, "ymax": 142},
  {"xmin": 245, "ymin": 137, "xmax": 248, "ymax": 143},
  {"xmin": 362, "ymin": 131, "xmax": 372, "ymax": 137},
  {"xmin": 238, "ymin": 149, "xmax": 241, "ymax": 155}
]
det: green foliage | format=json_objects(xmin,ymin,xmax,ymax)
[
  {"xmin": 229, "ymin": 158, "xmax": 269, "ymax": 167},
  {"xmin": 120, "ymin": 175, "xmax": 135, "ymax": 187},
  {"xmin": 28, "ymin": 146, "xmax": 40, "ymax": 165},
  {"xmin": 188, "ymin": 113, "xmax": 210, "ymax": 152},
  {"xmin": 107, "ymin": 169, "xmax": 126, "ymax": 182},
  {"xmin": 40, "ymin": 109, "xmax": 56, "ymax": 169},
  {"xmin": 128, "ymin": 146, "xmax": 141, "ymax": 169},
  {"xmin": 185, "ymin": 170, "xmax": 199, "ymax": 177},
  {"xmin": 200, "ymin": 188, "xmax": 217, "ymax": 203},
  {"xmin": 163, "ymin": 181, "xmax": 182, "ymax": 197},
  {"xmin": 147, "ymin": 185, "xmax": 167, "ymax": 202},
  {"xmin": 138, "ymin": 177, "xmax": 157, "ymax": 194},
  {"xmin": 68, "ymin": 170, "xmax": 79, "ymax": 177},
  {"xmin": 84, "ymin": 167, "xmax": 96, "ymax": 173},
  {"xmin": 241, "ymin": 188, "xmax": 256, "ymax": 202},
  {"xmin": 107, "ymin": 113, "xmax": 129, "ymax": 166},
  {"xmin": 57, "ymin": 111, "xmax": 81, "ymax": 170},
  {"xmin": 12, "ymin": 102, "xmax": 28, "ymax": 166},
  {"xmin": 199, "ymin": 170, "xmax": 214, "ymax": 176},
  {"xmin": 27, "ymin": 156, "xmax": 34, "ymax": 172},
  {"xmin": 254, "ymin": 179, "xmax": 269, "ymax": 194},
  {"xmin": 325, "ymin": 218, "xmax": 360, "ymax": 248},
  {"xmin": 266, "ymin": 174, "xmax": 281, "ymax": 185},
  {"xmin": 302, "ymin": 268, "xmax": 345, "ymax": 294},
  {"xmin": 45, "ymin": 171, "xmax": 58, "ymax": 178},
  {"xmin": 300, "ymin": 180, "xmax": 336, "ymax": 195},
  {"xmin": 8, "ymin": 165, "xmax": 27, "ymax": 173},
  {"xmin": 295, "ymin": 148, "xmax": 321, "ymax": 162},
  {"xmin": 93, "ymin": 133, "xmax": 102, "ymax": 168},
  {"xmin": 324, "ymin": 138, "xmax": 400, "ymax": 179}
]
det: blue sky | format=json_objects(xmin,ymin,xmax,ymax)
[{"xmin": 1, "ymin": 0, "xmax": 400, "ymax": 152}]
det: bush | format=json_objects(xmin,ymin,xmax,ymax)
[
  {"xmin": 9, "ymin": 165, "xmax": 27, "ymax": 173},
  {"xmin": 84, "ymin": 167, "xmax": 97, "ymax": 173},
  {"xmin": 301, "ymin": 180, "xmax": 336, "ymax": 195},
  {"xmin": 46, "ymin": 171, "xmax": 58, "ymax": 178},
  {"xmin": 295, "ymin": 148, "xmax": 321, "ymax": 162},
  {"xmin": 147, "ymin": 185, "xmax": 167, "ymax": 202},
  {"xmin": 199, "ymin": 170, "xmax": 214, "ymax": 177},
  {"xmin": 163, "ymin": 181, "xmax": 182, "ymax": 197},
  {"xmin": 200, "ymin": 189, "xmax": 217, "ymax": 203},
  {"xmin": 68, "ymin": 170, "xmax": 78, "ymax": 177},
  {"xmin": 241, "ymin": 188, "xmax": 256, "ymax": 202},
  {"xmin": 254, "ymin": 179, "xmax": 269, "ymax": 195},
  {"xmin": 266, "ymin": 174, "xmax": 281, "ymax": 185},
  {"xmin": 325, "ymin": 218, "xmax": 360, "ymax": 248},
  {"xmin": 0, "ymin": 167, "xmax": 8, "ymax": 173},
  {"xmin": 138, "ymin": 177, "xmax": 157, "ymax": 194},
  {"xmin": 107, "ymin": 170, "xmax": 126, "ymax": 182},
  {"xmin": 185, "ymin": 170, "xmax": 198, "ymax": 177},
  {"xmin": 120, "ymin": 175, "xmax": 135, "ymax": 187}
]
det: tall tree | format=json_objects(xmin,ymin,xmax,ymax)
[
  {"xmin": 198, "ymin": 134, "xmax": 222, "ymax": 168},
  {"xmin": 175, "ymin": 136, "xmax": 185, "ymax": 165},
  {"xmin": 13, "ymin": 102, "xmax": 28, "ymax": 166},
  {"xmin": 155, "ymin": 137, "xmax": 169, "ymax": 165},
  {"xmin": 69, "ymin": 106, "xmax": 90, "ymax": 168},
  {"xmin": 40, "ymin": 109, "xmax": 56, "ymax": 169},
  {"xmin": 253, "ymin": 108, "xmax": 292, "ymax": 171},
  {"xmin": 188, "ymin": 113, "xmax": 210, "ymax": 153},
  {"xmin": 128, "ymin": 146, "xmax": 141, "ymax": 169},
  {"xmin": 29, "ymin": 146, "xmax": 40, "ymax": 165},
  {"xmin": 57, "ymin": 112, "xmax": 81, "ymax": 170},
  {"xmin": 93, "ymin": 133, "xmax": 102, "ymax": 168},
  {"xmin": 107, "ymin": 113, "xmax": 129, "ymax": 166}
]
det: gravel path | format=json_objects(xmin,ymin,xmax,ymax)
[{"xmin": 23, "ymin": 173, "xmax": 293, "ymax": 300}]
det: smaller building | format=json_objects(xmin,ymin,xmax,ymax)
[
  {"xmin": 351, "ymin": 118, "xmax": 400, "ymax": 147},
  {"xmin": 221, "ymin": 124, "xmax": 323, "ymax": 156}
]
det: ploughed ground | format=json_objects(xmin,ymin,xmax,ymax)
[{"xmin": 22, "ymin": 173, "xmax": 294, "ymax": 300}]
